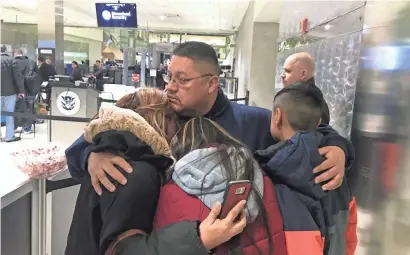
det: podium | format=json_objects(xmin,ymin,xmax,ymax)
[{"xmin": 50, "ymin": 83, "xmax": 99, "ymax": 147}]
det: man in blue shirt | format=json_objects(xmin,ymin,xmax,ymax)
[{"xmin": 66, "ymin": 42, "xmax": 353, "ymax": 195}]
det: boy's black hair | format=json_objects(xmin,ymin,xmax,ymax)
[
  {"xmin": 172, "ymin": 41, "xmax": 220, "ymax": 75},
  {"xmin": 273, "ymin": 85, "xmax": 323, "ymax": 131}
]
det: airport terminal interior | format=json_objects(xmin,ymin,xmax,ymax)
[{"xmin": 1, "ymin": 0, "xmax": 410, "ymax": 254}]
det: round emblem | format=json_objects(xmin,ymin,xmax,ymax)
[
  {"xmin": 57, "ymin": 91, "xmax": 81, "ymax": 116},
  {"xmin": 102, "ymin": 10, "xmax": 112, "ymax": 20}
]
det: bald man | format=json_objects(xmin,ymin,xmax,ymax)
[
  {"xmin": 281, "ymin": 52, "xmax": 330, "ymax": 124},
  {"xmin": 281, "ymin": 52, "xmax": 314, "ymax": 86}
]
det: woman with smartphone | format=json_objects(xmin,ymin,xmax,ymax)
[
  {"xmin": 153, "ymin": 117, "xmax": 287, "ymax": 255},
  {"xmin": 66, "ymin": 88, "xmax": 247, "ymax": 255}
]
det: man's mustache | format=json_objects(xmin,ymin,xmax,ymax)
[{"xmin": 166, "ymin": 90, "xmax": 179, "ymax": 102}]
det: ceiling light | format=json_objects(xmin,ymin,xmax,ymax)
[
  {"xmin": 159, "ymin": 15, "xmax": 166, "ymax": 21},
  {"xmin": 324, "ymin": 24, "xmax": 332, "ymax": 30}
]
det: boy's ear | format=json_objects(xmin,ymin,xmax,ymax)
[{"xmin": 274, "ymin": 108, "xmax": 283, "ymax": 126}]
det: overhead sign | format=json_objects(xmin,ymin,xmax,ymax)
[
  {"xmin": 57, "ymin": 91, "xmax": 81, "ymax": 116},
  {"xmin": 95, "ymin": 3, "xmax": 137, "ymax": 28}
]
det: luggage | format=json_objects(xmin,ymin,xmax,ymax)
[{"xmin": 14, "ymin": 97, "xmax": 35, "ymax": 128}]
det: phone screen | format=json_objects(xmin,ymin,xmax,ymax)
[{"xmin": 219, "ymin": 180, "xmax": 252, "ymax": 220}]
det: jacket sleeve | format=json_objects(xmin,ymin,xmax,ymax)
[
  {"xmin": 317, "ymin": 124, "xmax": 355, "ymax": 170},
  {"xmin": 113, "ymin": 221, "xmax": 208, "ymax": 255},
  {"xmin": 11, "ymin": 58, "xmax": 25, "ymax": 94},
  {"xmin": 65, "ymin": 134, "xmax": 91, "ymax": 179}
]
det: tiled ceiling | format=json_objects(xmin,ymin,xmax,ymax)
[{"xmin": 0, "ymin": 0, "xmax": 252, "ymax": 34}]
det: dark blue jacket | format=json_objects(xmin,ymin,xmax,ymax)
[
  {"xmin": 254, "ymin": 132, "xmax": 357, "ymax": 255},
  {"xmin": 66, "ymin": 89, "xmax": 354, "ymax": 178}
]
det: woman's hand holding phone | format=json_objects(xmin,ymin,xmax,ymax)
[{"xmin": 199, "ymin": 200, "xmax": 247, "ymax": 250}]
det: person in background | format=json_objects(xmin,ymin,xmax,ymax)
[
  {"xmin": 281, "ymin": 52, "xmax": 330, "ymax": 124},
  {"xmin": 38, "ymin": 56, "xmax": 57, "ymax": 82},
  {"xmin": 155, "ymin": 63, "xmax": 166, "ymax": 90},
  {"xmin": 254, "ymin": 86, "xmax": 357, "ymax": 255},
  {"xmin": 0, "ymin": 45, "xmax": 25, "ymax": 142},
  {"xmin": 71, "ymin": 61, "xmax": 83, "ymax": 82},
  {"xmin": 93, "ymin": 60, "xmax": 104, "ymax": 91},
  {"xmin": 14, "ymin": 48, "xmax": 36, "ymax": 134},
  {"xmin": 66, "ymin": 41, "xmax": 353, "ymax": 200},
  {"xmin": 45, "ymin": 56, "xmax": 52, "ymax": 65}
]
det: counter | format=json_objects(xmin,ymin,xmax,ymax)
[{"xmin": 0, "ymin": 143, "xmax": 76, "ymax": 255}]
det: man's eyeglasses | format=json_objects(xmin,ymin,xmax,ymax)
[{"xmin": 163, "ymin": 73, "xmax": 214, "ymax": 85}]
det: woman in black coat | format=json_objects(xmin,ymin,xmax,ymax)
[{"xmin": 65, "ymin": 88, "xmax": 246, "ymax": 255}]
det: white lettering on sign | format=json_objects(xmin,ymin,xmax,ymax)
[{"xmin": 111, "ymin": 11, "xmax": 131, "ymax": 20}]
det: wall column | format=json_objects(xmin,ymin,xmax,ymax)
[{"xmin": 37, "ymin": 0, "xmax": 64, "ymax": 74}]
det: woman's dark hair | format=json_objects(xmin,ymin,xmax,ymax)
[{"xmin": 170, "ymin": 117, "xmax": 273, "ymax": 255}]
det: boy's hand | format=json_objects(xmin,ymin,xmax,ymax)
[
  {"xmin": 313, "ymin": 146, "xmax": 345, "ymax": 190},
  {"xmin": 88, "ymin": 152, "xmax": 132, "ymax": 195}
]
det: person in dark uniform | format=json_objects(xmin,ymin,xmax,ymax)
[
  {"xmin": 71, "ymin": 61, "xmax": 83, "ymax": 82},
  {"xmin": 156, "ymin": 63, "xmax": 166, "ymax": 90},
  {"xmin": 93, "ymin": 60, "xmax": 104, "ymax": 91},
  {"xmin": 281, "ymin": 52, "xmax": 330, "ymax": 124},
  {"xmin": 38, "ymin": 56, "xmax": 57, "ymax": 82}
]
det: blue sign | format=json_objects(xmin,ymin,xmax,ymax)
[{"xmin": 95, "ymin": 3, "xmax": 137, "ymax": 28}]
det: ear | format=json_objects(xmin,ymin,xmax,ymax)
[
  {"xmin": 274, "ymin": 108, "xmax": 283, "ymax": 126},
  {"xmin": 208, "ymin": 76, "xmax": 219, "ymax": 94},
  {"xmin": 300, "ymin": 69, "xmax": 308, "ymax": 81}
]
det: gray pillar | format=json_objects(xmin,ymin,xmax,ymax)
[
  {"xmin": 37, "ymin": 0, "xmax": 64, "ymax": 74},
  {"xmin": 140, "ymin": 48, "xmax": 146, "ymax": 87}
]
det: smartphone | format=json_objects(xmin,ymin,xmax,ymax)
[{"xmin": 219, "ymin": 180, "xmax": 252, "ymax": 220}]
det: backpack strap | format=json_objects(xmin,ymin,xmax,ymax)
[{"xmin": 104, "ymin": 229, "xmax": 146, "ymax": 255}]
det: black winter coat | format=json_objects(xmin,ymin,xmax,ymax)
[{"xmin": 38, "ymin": 62, "xmax": 57, "ymax": 82}]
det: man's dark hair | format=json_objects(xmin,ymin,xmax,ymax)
[
  {"xmin": 96, "ymin": 60, "xmax": 101, "ymax": 64},
  {"xmin": 273, "ymin": 85, "xmax": 322, "ymax": 132},
  {"xmin": 1, "ymin": 45, "xmax": 7, "ymax": 53},
  {"xmin": 172, "ymin": 41, "xmax": 220, "ymax": 75},
  {"xmin": 38, "ymin": 56, "xmax": 45, "ymax": 62}
]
